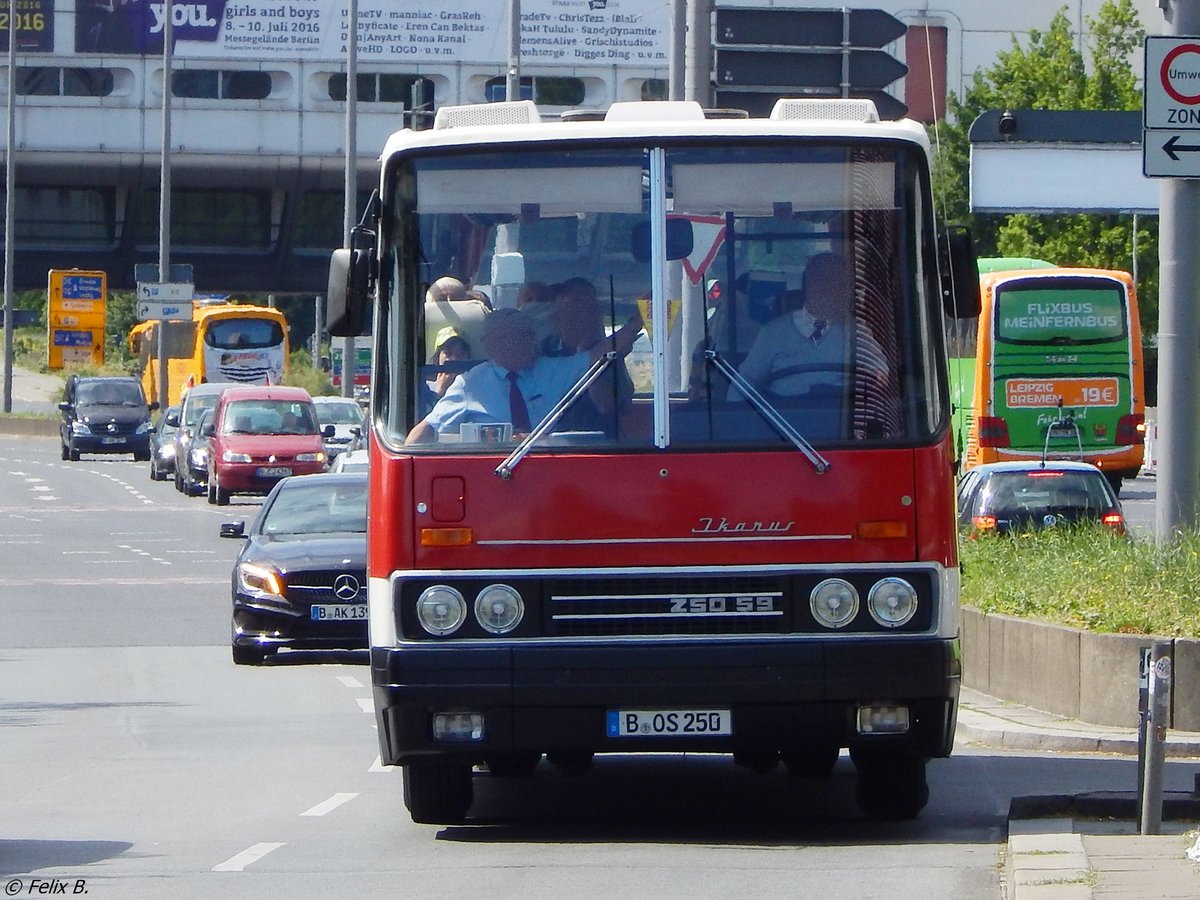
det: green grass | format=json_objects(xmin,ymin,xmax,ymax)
[{"xmin": 961, "ymin": 528, "xmax": 1200, "ymax": 637}]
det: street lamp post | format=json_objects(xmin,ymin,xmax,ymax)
[
  {"xmin": 157, "ymin": 0, "xmax": 174, "ymax": 413},
  {"xmin": 3, "ymin": 8, "xmax": 17, "ymax": 413},
  {"xmin": 341, "ymin": 0, "xmax": 358, "ymax": 399}
]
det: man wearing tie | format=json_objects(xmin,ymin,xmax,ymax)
[{"xmin": 405, "ymin": 306, "xmax": 641, "ymax": 444}]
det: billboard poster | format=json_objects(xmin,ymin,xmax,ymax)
[
  {"xmin": 74, "ymin": 0, "xmax": 670, "ymax": 66},
  {"xmin": 3, "ymin": 0, "xmax": 54, "ymax": 53}
]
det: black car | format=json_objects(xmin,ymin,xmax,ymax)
[
  {"xmin": 221, "ymin": 473, "xmax": 368, "ymax": 665},
  {"xmin": 957, "ymin": 461, "xmax": 1127, "ymax": 537},
  {"xmin": 59, "ymin": 375, "xmax": 157, "ymax": 461},
  {"xmin": 149, "ymin": 405, "xmax": 180, "ymax": 481}
]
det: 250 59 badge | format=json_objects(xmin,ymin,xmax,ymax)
[{"xmin": 607, "ymin": 708, "xmax": 732, "ymax": 737}]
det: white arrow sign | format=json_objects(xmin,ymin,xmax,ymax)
[
  {"xmin": 137, "ymin": 300, "xmax": 194, "ymax": 321},
  {"xmin": 137, "ymin": 281, "xmax": 194, "ymax": 302}
]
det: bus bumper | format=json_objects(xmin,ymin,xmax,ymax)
[{"xmin": 371, "ymin": 638, "xmax": 960, "ymax": 766}]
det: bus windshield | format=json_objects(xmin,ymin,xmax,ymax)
[
  {"xmin": 205, "ymin": 317, "xmax": 287, "ymax": 350},
  {"xmin": 382, "ymin": 140, "xmax": 942, "ymax": 452}
]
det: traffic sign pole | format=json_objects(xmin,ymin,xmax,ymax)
[{"xmin": 1151, "ymin": 4, "xmax": 1200, "ymax": 542}]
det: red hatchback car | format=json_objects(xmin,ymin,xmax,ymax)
[{"xmin": 202, "ymin": 385, "xmax": 329, "ymax": 505}]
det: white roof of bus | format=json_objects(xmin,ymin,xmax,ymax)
[{"xmin": 379, "ymin": 99, "xmax": 931, "ymax": 163}]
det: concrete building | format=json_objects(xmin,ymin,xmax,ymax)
[{"xmin": 0, "ymin": 1, "xmax": 1168, "ymax": 293}]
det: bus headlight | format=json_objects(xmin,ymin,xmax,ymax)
[
  {"xmin": 474, "ymin": 584, "xmax": 524, "ymax": 634},
  {"xmin": 416, "ymin": 585, "xmax": 466, "ymax": 636},
  {"xmin": 810, "ymin": 578, "xmax": 859, "ymax": 629},
  {"xmin": 867, "ymin": 578, "xmax": 918, "ymax": 627}
]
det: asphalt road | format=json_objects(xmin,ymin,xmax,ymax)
[{"xmin": 0, "ymin": 435, "xmax": 1187, "ymax": 900}]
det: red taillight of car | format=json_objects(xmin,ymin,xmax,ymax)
[
  {"xmin": 978, "ymin": 416, "xmax": 1010, "ymax": 448},
  {"xmin": 1102, "ymin": 511, "xmax": 1126, "ymax": 535},
  {"xmin": 972, "ymin": 514, "xmax": 997, "ymax": 531},
  {"xmin": 1116, "ymin": 413, "xmax": 1145, "ymax": 446}
]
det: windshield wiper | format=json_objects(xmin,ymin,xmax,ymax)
[
  {"xmin": 706, "ymin": 350, "xmax": 831, "ymax": 474},
  {"xmin": 494, "ymin": 351, "xmax": 616, "ymax": 479}
]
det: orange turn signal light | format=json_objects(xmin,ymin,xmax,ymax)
[
  {"xmin": 420, "ymin": 527, "xmax": 475, "ymax": 547},
  {"xmin": 857, "ymin": 520, "xmax": 908, "ymax": 539}
]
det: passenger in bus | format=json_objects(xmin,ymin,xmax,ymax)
[
  {"xmin": 426, "ymin": 328, "xmax": 473, "ymax": 402},
  {"xmin": 730, "ymin": 252, "xmax": 886, "ymax": 401},
  {"xmin": 541, "ymin": 277, "xmax": 635, "ymax": 431},
  {"xmin": 405, "ymin": 306, "xmax": 641, "ymax": 444},
  {"xmin": 425, "ymin": 276, "xmax": 471, "ymax": 303}
]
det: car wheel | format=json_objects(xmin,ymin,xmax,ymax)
[
  {"xmin": 149, "ymin": 458, "xmax": 160, "ymax": 480},
  {"xmin": 133, "ymin": 448, "xmax": 151, "ymax": 462},
  {"xmin": 69, "ymin": 444, "xmax": 80, "ymax": 462},
  {"xmin": 174, "ymin": 469, "xmax": 184, "ymax": 492},
  {"xmin": 402, "ymin": 763, "xmax": 474, "ymax": 824},
  {"xmin": 851, "ymin": 747, "xmax": 928, "ymax": 820},
  {"xmin": 60, "ymin": 442, "xmax": 69, "ymax": 461},
  {"xmin": 215, "ymin": 480, "xmax": 231, "ymax": 506},
  {"xmin": 231, "ymin": 643, "xmax": 266, "ymax": 666},
  {"xmin": 207, "ymin": 476, "xmax": 217, "ymax": 504}
]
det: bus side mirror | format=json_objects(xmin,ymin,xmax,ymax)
[
  {"xmin": 941, "ymin": 225, "xmax": 981, "ymax": 318},
  {"xmin": 631, "ymin": 219, "xmax": 694, "ymax": 263},
  {"xmin": 327, "ymin": 247, "xmax": 372, "ymax": 337}
]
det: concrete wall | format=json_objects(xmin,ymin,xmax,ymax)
[{"xmin": 963, "ymin": 607, "xmax": 1200, "ymax": 731}]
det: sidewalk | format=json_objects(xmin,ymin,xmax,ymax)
[
  {"xmin": 0, "ymin": 361, "xmax": 60, "ymax": 416},
  {"xmin": 959, "ymin": 687, "xmax": 1200, "ymax": 899}
]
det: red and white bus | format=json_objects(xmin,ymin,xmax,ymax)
[{"xmin": 327, "ymin": 97, "xmax": 979, "ymax": 824}]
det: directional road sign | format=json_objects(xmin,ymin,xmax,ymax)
[
  {"xmin": 716, "ymin": 47, "xmax": 907, "ymax": 90},
  {"xmin": 137, "ymin": 300, "xmax": 194, "ymax": 321},
  {"xmin": 715, "ymin": 8, "xmax": 907, "ymax": 49},
  {"xmin": 137, "ymin": 281, "xmax": 194, "ymax": 302},
  {"xmin": 1144, "ymin": 36, "xmax": 1200, "ymax": 177}
]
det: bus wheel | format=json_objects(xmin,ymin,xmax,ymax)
[
  {"xmin": 485, "ymin": 752, "xmax": 542, "ymax": 777},
  {"xmin": 402, "ymin": 763, "xmax": 473, "ymax": 824},
  {"xmin": 851, "ymin": 747, "xmax": 928, "ymax": 820},
  {"xmin": 782, "ymin": 745, "xmax": 841, "ymax": 778}
]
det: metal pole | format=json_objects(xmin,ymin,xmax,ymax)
[
  {"xmin": 669, "ymin": 0, "xmax": 685, "ymax": 101},
  {"xmin": 157, "ymin": 0, "xmax": 173, "ymax": 412},
  {"xmin": 506, "ymin": 0, "xmax": 521, "ymax": 101},
  {"xmin": 1140, "ymin": 640, "xmax": 1172, "ymax": 835},
  {"xmin": 685, "ymin": 0, "xmax": 713, "ymax": 104},
  {"xmin": 1156, "ymin": 0, "xmax": 1200, "ymax": 542},
  {"xmin": 3, "ymin": 7, "xmax": 17, "ymax": 413},
  {"xmin": 341, "ymin": 0, "xmax": 357, "ymax": 399}
]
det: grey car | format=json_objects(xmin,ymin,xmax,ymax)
[{"xmin": 170, "ymin": 383, "xmax": 227, "ymax": 494}]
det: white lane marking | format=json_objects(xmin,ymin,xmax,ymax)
[
  {"xmin": 212, "ymin": 842, "xmax": 285, "ymax": 872},
  {"xmin": 30, "ymin": 485, "xmax": 51, "ymax": 491},
  {"xmin": 300, "ymin": 792, "xmax": 359, "ymax": 817},
  {"xmin": 34, "ymin": 495, "xmax": 57, "ymax": 502},
  {"xmin": 356, "ymin": 698, "xmax": 373, "ymax": 713},
  {"xmin": 336, "ymin": 675, "xmax": 363, "ymax": 689}
]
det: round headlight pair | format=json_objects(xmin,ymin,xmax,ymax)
[
  {"xmin": 809, "ymin": 577, "xmax": 917, "ymax": 629},
  {"xmin": 416, "ymin": 584, "xmax": 524, "ymax": 636}
]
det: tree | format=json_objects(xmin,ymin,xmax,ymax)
[{"xmin": 931, "ymin": 1, "xmax": 1157, "ymax": 334}]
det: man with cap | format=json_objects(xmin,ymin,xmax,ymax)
[{"xmin": 406, "ymin": 306, "xmax": 641, "ymax": 444}]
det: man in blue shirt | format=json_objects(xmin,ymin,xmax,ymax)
[{"xmin": 406, "ymin": 306, "xmax": 640, "ymax": 444}]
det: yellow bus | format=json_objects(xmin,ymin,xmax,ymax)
[{"xmin": 130, "ymin": 301, "xmax": 289, "ymax": 407}]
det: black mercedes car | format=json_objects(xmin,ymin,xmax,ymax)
[
  {"xmin": 59, "ymin": 375, "xmax": 157, "ymax": 461},
  {"xmin": 221, "ymin": 472, "xmax": 368, "ymax": 665}
]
